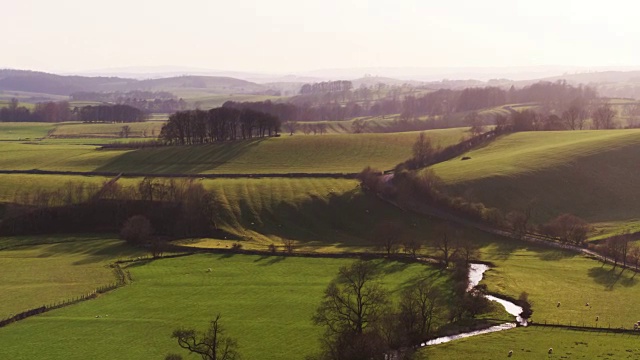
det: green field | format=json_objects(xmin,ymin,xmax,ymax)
[
  {"xmin": 420, "ymin": 326, "xmax": 640, "ymax": 359},
  {"xmin": 0, "ymin": 122, "xmax": 54, "ymax": 140},
  {"xmin": 0, "ymin": 128, "xmax": 466, "ymax": 174},
  {"xmin": 430, "ymin": 130, "xmax": 640, "ymax": 237},
  {"xmin": 0, "ymin": 235, "xmax": 142, "ymax": 319},
  {"xmin": 96, "ymin": 129, "xmax": 467, "ymax": 174},
  {"xmin": 0, "ymin": 253, "xmax": 439, "ymax": 360},
  {"xmin": 51, "ymin": 121, "xmax": 166, "ymax": 138},
  {"xmin": 479, "ymin": 245, "xmax": 640, "ymax": 328}
]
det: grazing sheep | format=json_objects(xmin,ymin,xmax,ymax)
[
  {"xmin": 557, "ymin": 302, "xmax": 561, "ymax": 307},
  {"xmin": 585, "ymin": 302, "xmax": 590, "ymax": 307},
  {"xmin": 596, "ymin": 316, "xmax": 599, "ymax": 322},
  {"xmin": 548, "ymin": 348, "xmax": 553, "ymax": 354},
  {"xmin": 508, "ymin": 349, "xmax": 513, "ymax": 357},
  {"xmin": 207, "ymin": 268, "xmax": 212, "ymax": 272}
]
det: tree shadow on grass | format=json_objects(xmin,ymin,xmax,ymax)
[
  {"xmin": 258, "ymin": 256, "xmax": 286, "ymax": 266},
  {"xmin": 94, "ymin": 138, "xmax": 265, "ymax": 174},
  {"xmin": 535, "ymin": 248, "xmax": 579, "ymax": 261},
  {"xmin": 588, "ymin": 266, "xmax": 638, "ymax": 290}
]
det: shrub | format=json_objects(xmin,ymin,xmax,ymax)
[{"xmin": 120, "ymin": 215, "xmax": 152, "ymax": 245}]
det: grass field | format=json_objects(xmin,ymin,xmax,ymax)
[
  {"xmin": 0, "ymin": 122, "xmax": 54, "ymax": 140},
  {"xmin": 0, "ymin": 174, "xmax": 124, "ymax": 202},
  {"xmin": 430, "ymin": 130, "xmax": 640, "ymax": 237},
  {"xmin": 51, "ymin": 121, "xmax": 166, "ymax": 138},
  {"xmin": 0, "ymin": 128, "xmax": 466, "ymax": 174},
  {"xmin": 478, "ymin": 245, "xmax": 640, "ymax": 328},
  {"xmin": 0, "ymin": 235, "xmax": 142, "ymax": 319},
  {"xmin": 96, "ymin": 128, "xmax": 467, "ymax": 174},
  {"xmin": 0, "ymin": 253, "xmax": 441, "ymax": 360},
  {"xmin": 420, "ymin": 326, "xmax": 640, "ymax": 359}
]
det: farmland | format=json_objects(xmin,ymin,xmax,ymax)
[
  {"xmin": 420, "ymin": 326, "xmax": 640, "ymax": 359},
  {"xmin": 430, "ymin": 130, "xmax": 640, "ymax": 238},
  {"xmin": 0, "ymin": 253, "xmax": 443, "ymax": 360}
]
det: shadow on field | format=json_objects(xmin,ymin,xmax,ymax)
[
  {"xmin": 95, "ymin": 138, "xmax": 265, "ymax": 174},
  {"xmin": 588, "ymin": 266, "xmax": 638, "ymax": 290},
  {"xmin": 22, "ymin": 238, "xmax": 142, "ymax": 265},
  {"xmin": 536, "ymin": 248, "xmax": 579, "ymax": 261}
]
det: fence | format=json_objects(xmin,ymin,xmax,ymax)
[
  {"xmin": 0, "ymin": 263, "xmax": 128, "ymax": 329},
  {"xmin": 530, "ymin": 320, "xmax": 640, "ymax": 335}
]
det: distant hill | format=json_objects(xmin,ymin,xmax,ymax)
[
  {"xmin": 351, "ymin": 76, "xmax": 423, "ymax": 88},
  {"xmin": 0, "ymin": 69, "xmax": 270, "ymax": 96}
]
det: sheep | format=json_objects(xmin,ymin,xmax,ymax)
[
  {"xmin": 596, "ymin": 316, "xmax": 599, "ymax": 322},
  {"xmin": 207, "ymin": 268, "xmax": 212, "ymax": 272},
  {"xmin": 585, "ymin": 302, "xmax": 590, "ymax": 307},
  {"xmin": 548, "ymin": 348, "xmax": 553, "ymax": 354},
  {"xmin": 508, "ymin": 349, "xmax": 513, "ymax": 357},
  {"xmin": 557, "ymin": 302, "xmax": 561, "ymax": 307}
]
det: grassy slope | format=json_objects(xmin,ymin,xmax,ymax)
[
  {"xmin": 480, "ymin": 246, "xmax": 640, "ymax": 328},
  {"xmin": 96, "ymin": 128, "xmax": 466, "ymax": 174},
  {"xmin": 0, "ymin": 128, "xmax": 465, "ymax": 174},
  {"xmin": 430, "ymin": 130, "xmax": 640, "ymax": 237},
  {"xmin": 0, "ymin": 254, "xmax": 439, "ymax": 360},
  {"xmin": 0, "ymin": 174, "xmax": 119, "ymax": 202},
  {"xmin": 0, "ymin": 122, "xmax": 54, "ymax": 140},
  {"xmin": 420, "ymin": 326, "xmax": 640, "ymax": 359},
  {"xmin": 0, "ymin": 235, "xmax": 141, "ymax": 318}
]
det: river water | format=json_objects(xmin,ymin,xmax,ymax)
[{"xmin": 423, "ymin": 263, "xmax": 526, "ymax": 347}]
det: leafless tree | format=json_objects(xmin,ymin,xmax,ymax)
[
  {"xmin": 171, "ymin": 314, "xmax": 241, "ymax": 360},
  {"xmin": 592, "ymin": 104, "xmax": 616, "ymax": 129},
  {"xmin": 373, "ymin": 220, "xmax": 403, "ymax": 256},
  {"xmin": 435, "ymin": 225, "xmax": 458, "ymax": 268}
]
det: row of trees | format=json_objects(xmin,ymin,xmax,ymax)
[
  {"xmin": 0, "ymin": 98, "xmax": 145, "ymax": 123},
  {"xmin": 70, "ymin": 90, "xmax": 176, "ymax": 101},
  {"xmin": 225, "ymin": 81, "xmax": 597, "ymax": 123},
  {"xmin": 494, "ymin": 102, "xmax": 619, "ymax": 132},
  {"xmin": 159, "ymin": 108, "xmax": 281, "ymax": 145},
  {"xmin": 0, "ymin": 99, "xmax": 71, "ymax": 122},
  {"xmin": 77, "ymin": 104, "xmax": 145, "ymax": 123}
]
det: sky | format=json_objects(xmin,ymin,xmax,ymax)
[{"xmin": 3, "ymin": 0, "xmax": 640, "ymax": 74}]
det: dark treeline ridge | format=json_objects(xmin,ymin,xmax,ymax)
[
  {"xmin": 160, "ymin": 107, "xmax": 280, "ymax": 145},
  {"xmin": 0, "ymin": 178, "xmax": 223, "ymax": 239},
  {"xmin": 0, "ymin": 98, "xmax": 144, "ymax": 123},
  {"xmin": 224, "ymin": 80, "xmax": 597, "ymax": 122},
  {"xmin": 71, "ymin": 91, "xmax": 187, "ymax": 113}
]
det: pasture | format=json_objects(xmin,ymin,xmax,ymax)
[
  {"xmin": 0, "ymin": 235, "xmax": 142, "ymax": 319},
  {"xmin": 480, "ymin": 245, "xmax": 640, "ymax": 329},
  {"xmin": 0, "ymin": 253, "xmax": 441, "ymax": 360},
  {"xmin": 420, "ymin": 326, "xmax": 640, "ymax": 359},
  {"xmin": 430, "ymin": 130, "xmax": 640, "ymax": 237},
  {"xmin": 0, "ymin": 122, "xmax": 54, "ymax": 140},
  {"xmin": 50, "ymin": 121, "xmax": 166, "ymax": 139}
]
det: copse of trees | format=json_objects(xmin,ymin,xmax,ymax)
[
  {"xmin": 160, "ymin": 107, "xmax": 281, "ymax": 145},
  {"xmin": 0, "ymin": 98, "xmax": 71, "ymax": 122},
  {"xmin": 77, "ymin": 104, "xmax": 145, "ymax": 123},
  {"xmin": 0, "ymin": 99, "xmax": 145, "ymax": 123}
]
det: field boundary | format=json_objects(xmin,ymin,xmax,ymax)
[{"xmin": 0, "ymin": 169, "xmax": 359, "ymax": 179}]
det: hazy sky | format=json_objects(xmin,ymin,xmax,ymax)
[{"xmin": 3, "ymin": 0, "xmax": 640, "ymax": 73}]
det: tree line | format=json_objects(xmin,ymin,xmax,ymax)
[
  {"xmin": 222, "ymin": 81, "xmax": 597, "ymax": 123},
  {"xmin": 0, "ymin": 98, "xmax": 144, "ymax": 123},
  {"xmin": 159, "ymin": 107, "xmax": 281, "ymax": 145}
]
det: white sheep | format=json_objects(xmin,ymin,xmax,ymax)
[
  {"xmin": 508, "ymin": 349, "xmax": 513, "ymax": 357},
  {"xmin": 207, "ymin": 268, "xmax": 212, "ymax": 272},
  {"xmin": 548, "ymin": 347, "xmax": 553, "ymax": 354}
]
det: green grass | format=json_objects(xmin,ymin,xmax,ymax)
[
  {"xmin": 0, "ymin": 235, "xmax": 141, "ymax": 319},
  {"xmin": 430, "ymin": 130, "xmax": 640, "ymax": 237},
  {"xmin": 51, "ymin": 121, "xmax": 166, "ymax": 138},
  {"xmin": 96, "ymin": 128, "xmax": 467, "ymax": 174},
  {"xmin": 0, "ymin": 142, "xmax": 129, "ymax": 172},
  {"xmin": 0, "ymin": 122, "xmax": 54, "ymax": 140},
  {"xmin": 0, "ymin": 254, "xmax": 440, "ymax": 360},
  {"xmin": 0, "ymin": 128, "xmax": 465, "ymax": 174},
  {"xmin": 0, "ymin": 174, "xmax": 123, "ymax": 202},
  {"xmin": 478, "ymin": 245, "xmax": 640, "ymax": 329},
  {"xmin": 419, "ymin": 326, "xmax": 640, "ymax": 359}
]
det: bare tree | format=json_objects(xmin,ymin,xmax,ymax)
[
  {"xmin": 435, "ymin": 225, "xmax": 458, "ymax": 268},
  {"xmin": 171, "ymin": 314, "xmax": 241, "ymax": 360},
  {"xmin": 313, "ymin": 260, "xmax": 389, "ymax": 335},
  {"xmin": 351, "ymin": 119, "xmax": 366, "ymax": 134},
  {"xmin": 283, "ymin": 121, "xmax": 298, "ymax": 135},
  {"xmin": 592, "ymin": 104, "xmax": 616, "ymax": 129},
  {"xmin": 543, "ymin": 213, "xmax": 590, "ymax": 245},
  {"xmin": 412, "ymin": 132, "xmax": 435, "ymax": 168},
  {"xmin": 120, "ymin": 125, "xmax": 131, "ymax": 138},
  {"xmin": 282, "ymin": 238, "xmax": 295, "ymax": 254},
  {"xmin": 398, "ymin": 277, "xmax": 442, "ymax": 343},
  {"xmin": 372, "ymin": 220, "xmax": 403, "ymax": 256}
]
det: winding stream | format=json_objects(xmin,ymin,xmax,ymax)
[{"xmin": 423, "ymin": 263, "xmax": 526, "ymax": 347}]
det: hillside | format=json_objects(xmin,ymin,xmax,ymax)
[
  {"xmin": 430, "ymin": 130, "xmax": 640, "ymax": 237},
  {"xmin": 0, "ymin": 70, "xmax": 270, "ymax": 96}
]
